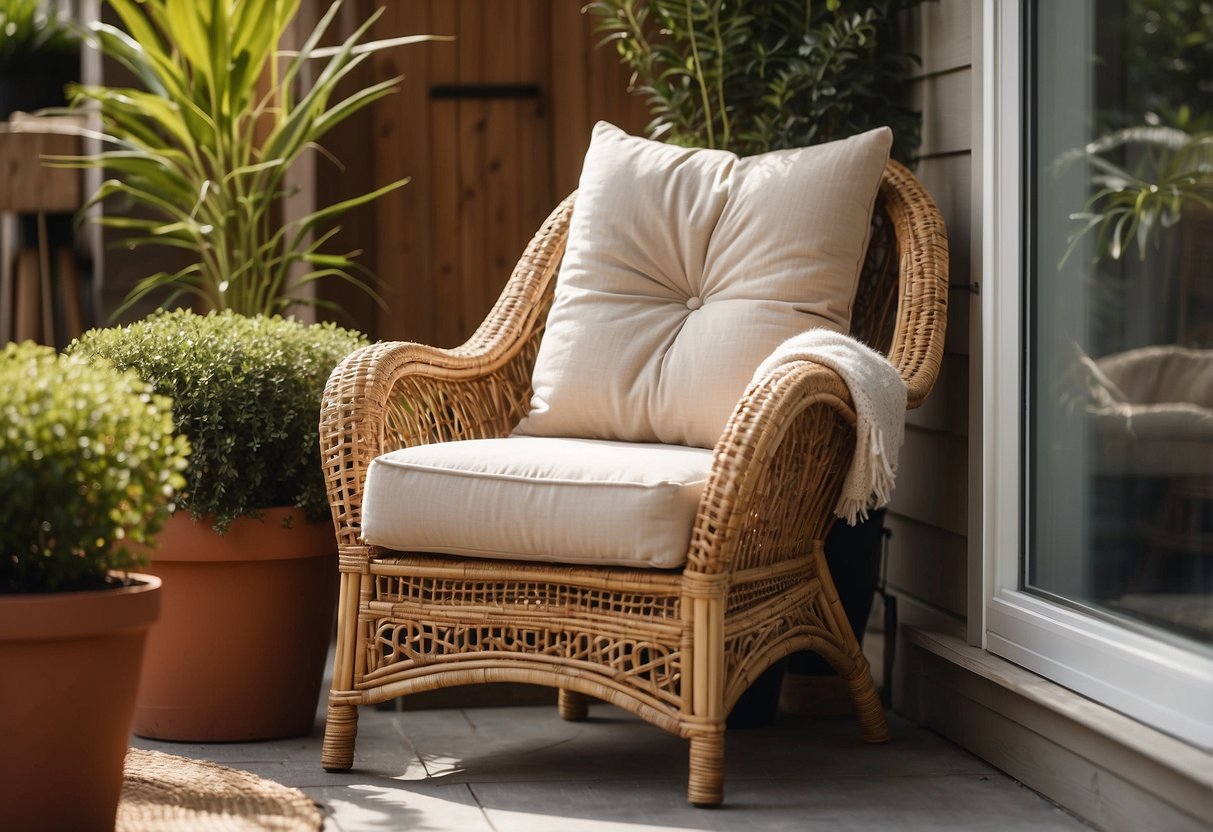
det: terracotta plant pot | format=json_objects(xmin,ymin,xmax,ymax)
[
  {"xmin": 133, "ymin": 508, "xmax": 338, "ymax": 741},
  {"xmin": 0, "ymin": 574, "xmax": 161, "ymax": 832}
]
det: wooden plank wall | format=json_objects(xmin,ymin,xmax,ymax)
[
  {"xmin": 883, "ymin": 0, "xmax": 976, "ymax": 632},
  {"xmin": 317, "ymin": 1, "xmax": 648, "ymax": 345}
]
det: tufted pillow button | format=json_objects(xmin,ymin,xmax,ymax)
[{"xmin": 685, "ymin": 296, "xmax": 703, "ymax": 311}]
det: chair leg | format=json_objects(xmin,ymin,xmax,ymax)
[
  {"xmin": 811, "ymin": 540, "xmax": 891, "ymax": 743},
  {"xmin": 557, "ymin": 688, "xmax": 589, "ymax": 721},
  {"xmin": 322, "ymin": 702, "xmax": 359, "ymax": 771},
  {"xmin": 844, "ymin": 659, "xmax": 891, "ymax": 743},
  {"xmin": 687, "ymin": 732, "xmax": 724, "ymax": 807},
  {"xmin": 324, "ymin": 570, "xmax": 363, "ymax": 771}
]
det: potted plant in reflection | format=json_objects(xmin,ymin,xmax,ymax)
[
  {"xmin": 52, "ymin": 0, "xmax": 442, "ymax": 740},
  {"xmin": 1056, "ymin": 121, "xmax": 1213, "ymax": 602},
  {"xmin": 587, "ymin": 0, "xmax": 922, "ymax": 722},
  {"xmin": 1061, "ymin": 123, "xmax": 1213, "ymax": 269},
  {"xmin": 0, "ymin": 342, "xmax": 188, "ymax": 831}
]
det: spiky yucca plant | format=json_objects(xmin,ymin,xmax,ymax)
[{"xmin": 54, "ymin": 0, "xmax": 444, "ymax": 316}]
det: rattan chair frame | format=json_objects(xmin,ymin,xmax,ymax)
[{"xmin": 319, "ymin": 159, "xmax": 948, "ymax": 807}]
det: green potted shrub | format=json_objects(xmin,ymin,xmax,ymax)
[
  {"xmin": 587, "ymin": 0, "xmax": 923, "ymax": 722},
  {"xmin": 0, "ymin": 0, "xmax": 79, "ymax": 118},
  {"xmin": 70, "ymin": 309, "xmax": 368, "ymax": 740},
  {"xmin": 0, "ymin": 341, "xmax": 188, "ymax": 831}
]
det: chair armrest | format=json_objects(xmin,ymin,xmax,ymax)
[
  {"xmin": 686, "ymin": 359, "xmax": 859, "ymax": 578},
  {"xmin": 319, "ymin": 196, "xmax": 574, "ymax": 552},
  {"xmin": 880, "ymin": 160, "xmax": 950, "ymax": 409}
]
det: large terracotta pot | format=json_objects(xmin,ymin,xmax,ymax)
[
  {"xmin": 133, "ymin": 508, "xmax": 338, "ymax": 741},
  {"xmin": 0, "ymin": 574, "xmax": 161, "ymax": 832}
]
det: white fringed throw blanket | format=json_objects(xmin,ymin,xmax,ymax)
[{"xmin": 752, "ymin": 329, "xmax": 907, "ymax": 524}]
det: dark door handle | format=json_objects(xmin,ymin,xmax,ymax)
[{"xmin": 430, "ymin": 84, "xmax": 541, "ymax": 100}]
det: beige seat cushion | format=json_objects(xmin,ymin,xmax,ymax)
[
  {"xmin": 514, "ymin": 121, "xmax": 892, "ymax": 449},
  {"xmin": 361, "ymin": 436, "xmax": 713, "ymax": 569}
]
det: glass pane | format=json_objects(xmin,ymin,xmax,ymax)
[{"xmin": 1026, "ymin": 0, "xmax": 1213, "ymax": 649}]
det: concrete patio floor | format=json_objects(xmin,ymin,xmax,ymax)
[{"xmin": 130, "ymin": 648, "xmax": 1095, "ymax": 832}]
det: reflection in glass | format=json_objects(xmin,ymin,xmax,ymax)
[{"xmin": 1027, "ymin": 0, "xmax": 1213, "ymax": 648}]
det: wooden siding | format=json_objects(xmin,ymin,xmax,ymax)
[{"xmin": 884, "ymin": 0, "xmax": 976, "ymax": 624}]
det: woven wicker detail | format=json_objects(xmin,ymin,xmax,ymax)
[
  {"xmin": 725, "ymin": 566, "xmax": 813, "ymax": 616},
  {"xmin": 381, "ymin": 331, "xmax": 543, "ymax": 451},
  {"xmin": 879, "ymin": 161, "xmax": 949, "ymax": 409},
  {"xmin": 680, "ymin": 572, "xmax": 731, "ymax": 598},
  {"xmin": 733, "ymin": 394, "xmax": 853, "ymax": 573},
  {"xmin": 370, "ymin": 572, "xmax": 681, "ymax": 620},
  {"xmin": 320, "ymin": 162, "xmax": 948, "ymax": 806},
  {"xmin": 358, "ymin": 567, "xmax": 686, "ymax": 706},
  {"xmin": 723, "ymin": 581, "xmax": 836, "ymax": 703},
  {"xmin": 338, "ymin": 548, "xmax": 373, "ymax": 573},
  {"xmin": 686, "ymin": 364, "xmax": 855, "ymax": 577},
  {"xmin": 363, "ymin": 619, "xmax": 683, "ymax": 707},
  {"xmin": 851, "ymin": 208, "xmax": 898, "ymax": 353}
]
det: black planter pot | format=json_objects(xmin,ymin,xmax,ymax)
[
  {"xmin": 0, "ymin": 51, "xmax": 79, "ymax": 120},
  {"xmin": 727, "ymin": 509, "xmax": 887, "ymax": 729},
  {"xmin": 788, "ymin": 508, "xmax": 887, "ymax": 675}
]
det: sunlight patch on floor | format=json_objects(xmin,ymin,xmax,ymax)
[
  {"xmin": 392, "ymin": 754, "xmax": 465, "ymax": 781},
  {"xmin": 327, "ymin": 784, "xmax": 484, "ymax": 829}
]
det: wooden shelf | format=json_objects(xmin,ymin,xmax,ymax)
[{"xmin": 0, "ymin": 115, "xmax": 86, "ymax": 346}]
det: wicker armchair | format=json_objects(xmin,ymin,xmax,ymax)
[{"xmin": 319, "ymin": 158, "xmax": 948, "ymax": 807}]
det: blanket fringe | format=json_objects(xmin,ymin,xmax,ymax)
[
  {"xmin": 838, "ymin": 424, "xmax": 897, "ymax": 525},
  {"xmin": 755, "ymin": 329, "xmax": 906, "ymax": 527}
]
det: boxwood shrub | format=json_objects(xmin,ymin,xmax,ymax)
[
  {"xmin": 1, "ymin": 342, "xmax": 190, "ymax": 593},
  {"xmin": 71, "ymin": 310, "xmax": 368, "ymax": 533}
]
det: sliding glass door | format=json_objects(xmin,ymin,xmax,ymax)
[{"xmin": 986, "ymin": 0, "xmax": 1213, "ymax": 748}]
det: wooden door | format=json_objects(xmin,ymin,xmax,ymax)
[{"xmin": 320, "ymin": 1, "xmax": 648, "ymax": 344}]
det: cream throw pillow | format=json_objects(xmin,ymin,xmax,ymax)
[{"xmin": 513, "ymin": 121, "xmax": 892, "ymax": 449}]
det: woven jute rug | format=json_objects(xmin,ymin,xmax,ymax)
[{"xmin": 117, "ymin": 748, "xmax": 324, "ymax": 832}]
